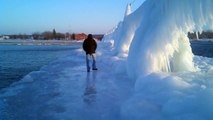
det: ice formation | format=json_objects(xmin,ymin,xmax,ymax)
[{"xmin": 107, "ymin": 0, "xmax": 213, "ymax": 79}]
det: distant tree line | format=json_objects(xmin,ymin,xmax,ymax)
[
  {"xmin": 3, "ymin": 29, "xmax": 104, "ymax": 40},
  {"xmin": 33, "ymin": 29, "xmax": 76, "ymax": 40},
  {"xmin": 188, "ymin": 31, "xmax": 213, "ymax": 39},
  {"xmin": 9, "ymin": 29, "xmax": 76, "ymax": 40}
]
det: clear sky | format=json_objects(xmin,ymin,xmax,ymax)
[{"xmin": 0, "ymin": 0, "xmax": 145, "ymax": 35}]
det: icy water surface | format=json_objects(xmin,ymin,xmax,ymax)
[
  {"xmin": 191, "ymin": 41, "xmax": 213, "ymax": 58},
  {"xmin": 0, "ymin": 44, "xmax": 80, "ymax": 89}
]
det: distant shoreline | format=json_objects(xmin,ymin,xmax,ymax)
[
  {"xmin": 0, "ymin": 39, "xmax": 83, "ymax": 45},
  {"xmin": 190, "ymin": 39, "xmax": 213, "ymax": 42}
]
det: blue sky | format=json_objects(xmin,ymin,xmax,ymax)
[{"xmin": 0, "ymin": 0, "xmax": 145, "ymax": 35}]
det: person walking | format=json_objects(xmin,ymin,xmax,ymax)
[{"xmin": 83, "ymin": 34, "xmax": 98, "ymax": 72}]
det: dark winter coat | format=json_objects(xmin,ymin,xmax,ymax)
[{"xmin": 83, "ymin": 37, "xmax": 97, "ymax": 54}]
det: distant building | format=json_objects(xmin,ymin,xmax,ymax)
[{"xmin": 74, "ymin": 33, "xmax": 87, "ymax": 40}]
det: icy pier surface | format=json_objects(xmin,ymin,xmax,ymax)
[{"xmin": 0, "ymin": 47, "xmax": 134, "ymax": 120}]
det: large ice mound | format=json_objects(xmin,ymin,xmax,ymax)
[{"xmin": 104, "ymin": 0, "xmax": 213, "ymax": 79}]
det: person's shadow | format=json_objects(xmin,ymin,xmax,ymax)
[{"xmin": 83, "ymin": 71, "xmax": 97, "ymax": 105}]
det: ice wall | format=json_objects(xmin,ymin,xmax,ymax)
[
  {"xmin": 104, "ymin": 3, "xmax": 143, "ymax": 55},
  {"xmin": 125, "ymin": 0, "xmax": 213, "ymax": 79}
]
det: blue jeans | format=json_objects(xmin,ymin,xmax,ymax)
[{"xmin": 86, "ymin": 53, "xmax": 97, "ymax": 71}]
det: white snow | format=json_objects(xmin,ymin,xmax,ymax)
[{"xmin": 0, "ymin": 0, "xmax": 213, "ymax": 120}]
